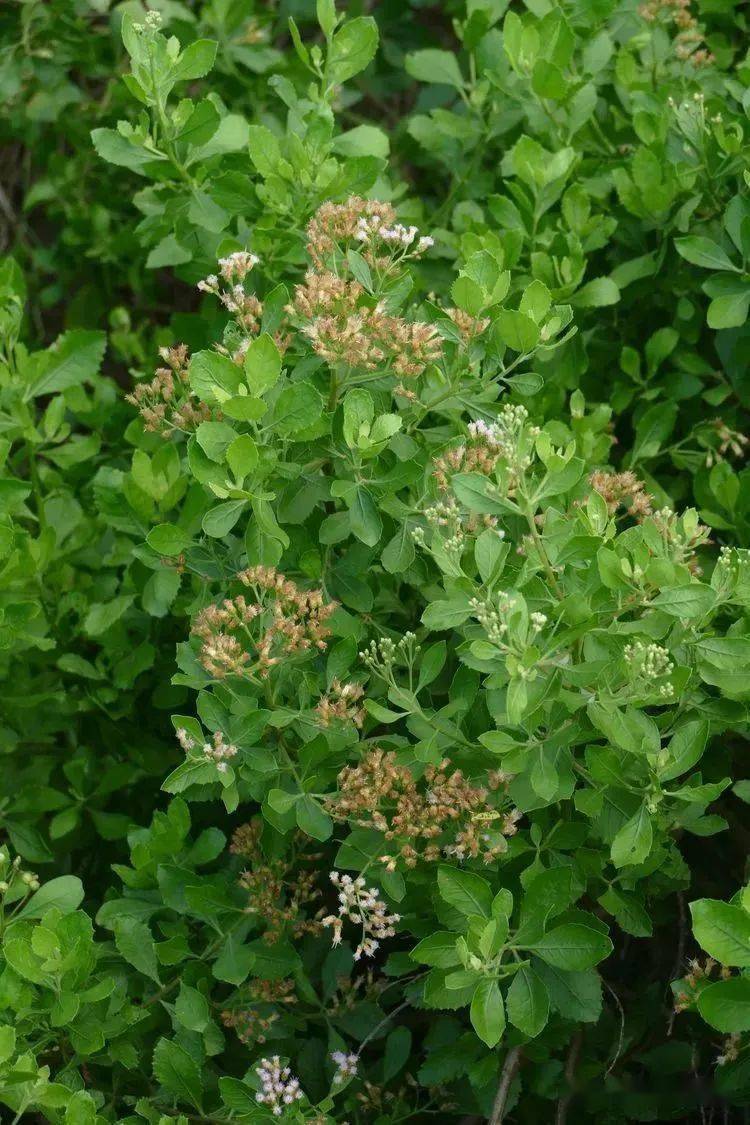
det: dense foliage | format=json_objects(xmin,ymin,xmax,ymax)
[{"xmin": 2, "ymin": 0, "xmax": 750, "ymax": 1121}]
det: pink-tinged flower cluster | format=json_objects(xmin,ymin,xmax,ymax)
[{"xmin": 255, "ymin": 1056, "xmax": 303, "ymax": 1116}]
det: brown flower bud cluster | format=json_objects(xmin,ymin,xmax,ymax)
[
  {"xmin": 327, "ymin": 749, "xmax": 520, "ymax": 867},
  {"xmin": 221, "ymin": 978, "xmax": 296, "ymax": 1045},
  {"xmin": 446, "ymin": 307, "xmax": 491, "ymax": 341},
  {"xmin": 589, "ymin": 470, "xmax": 653, "ymax": 520},
  {"xmin": 433, "ymin": 439, "xmax": 502, "ymax": 494},
  {"xmin": 231, "ymin": 821, "xmax": 323, "ymax": 944},
  {"xmin": 638, "ymin": 0, "xmax": 714, "ymax": 65},
  {"xmin": 674, "ymin": 955, "xmax": 731, "ymax": 1015},
  {"xmin": 126, "ymin": 344, "xmax": 214, "ymax": 436},
  {"xmin": 191, "ymin": 567, "xmax": 335, "ymax": 680},
  {"xmin": 315, "ymin": 678, "xmax": 365, "ymax": 728},
  {"xmin": 708, "ymin": 418, "xmax": 749, "ymax": 466}
]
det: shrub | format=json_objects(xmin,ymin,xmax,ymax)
[{"xmin": 2, "ymin": 2, "xmax": 750, "ymax": 1122}]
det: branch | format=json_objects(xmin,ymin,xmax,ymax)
[
  {"xmin": 488, "ymin": 1046, "xmax": 522, "ymax": 1125},
  {"xmin": 555, "ymin": 1030, "xmax": 582, "ymax": 1125}
]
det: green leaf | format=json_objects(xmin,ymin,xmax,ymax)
[
  {"xmin": 529, "ymin": 924, "xmax": 612, "ymax": 970},
  {"xmin": 244, "ymin": 333, "xmax": 281, "ymax": 395},
  {"xmin": 350, "ymin": 486, "xmax": 382, "ymax": 546},
  {"xmin": 202, "ymin": 500, "xmax": 245, "ymax": 537},
  {"xmin": 172, "ymin": 39, "xmax": 218, "ymax": 82},
  {"xmin": 410, "ymin": 932, "xmax": 461, "ymax": 968},
  {"xmin": 437, "ymin": 866, "xmax": 493, "ymax": 918},
  {"xmin": 226, "ymin": 435, "xmax": 259, "ymax": 482},
  {"xmin": 382, "ymin": 524, "xmax": 415, "ymax": 573},
  {"xmin": 146, "ymin": 524, "xmax": 192, "ymax": 557},
  {"xmin": 697, "ymin": 978, "xmax": 750, "ymax": 1032},
  {"xmin": 213, "ymin": 934, "xmax": 255, "ymax": 985},
  {"xmin": 675, "ymin": 236, "xmax": 738, "ymax": 272},
  {"xmin": 405, "ymin": 49, "xmax": 464, "ymax": 89},
  {"xmin": 506, "ymin": 965, "xmax": 549, "ymax": 1037},
  {"xmin": 273, "ymin": 382, "xmax": 323, "ymax": 436},
  {"xmin": 329, "ymin": 17, "xmax": 379, "ymax": 82},
  {"xmin": 495, "ymin": 309, "xmax": 540, "ymax": 352},
  {"xmin": 152, "ymin": 1038, "xmax": 203, "ymax": 1111},
  {"xmin": 611, "ymin": 804, "xmax": 653, "ymax": 868},
  {"xmin": 690, "ymin": 899, "xmax": 750, "ymax": 967},
  {"xmin": 175, "ymin": 983, "xmax": 210, "ymax": 1032},
  {"xmin": 29, "ymin": 330, "xmax": 106, "ymax": 397},
  {"xmin": 296, "ymin": 796, "xmax": 333, "ymax": 841},
  {"xmin": 0, "ymin": 1026, "xmax": 16, "ymax": 1064},
  {"xmin": 470, "ymin": 978, "xmax": 506, "ymax": 1047},
  {"xmin": 571, "ymin": 277, "xmax": 620, "ymax": 308},
  {"xmin": 113, "ymin": 918, "xmax": 160, "ymax": 983},
  {"xmin": 651, "ymin": 584, "xmax": 716, "ymax": 618},
  {"xmin": 15, "ymin": 876, "xmax": 84, "ymax": 919}
]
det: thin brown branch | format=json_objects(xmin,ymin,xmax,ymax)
[{"xmin": 488, "ymin": 1046, "xmax": 522, "ymax": 1125}]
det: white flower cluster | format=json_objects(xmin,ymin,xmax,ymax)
[
  {"xmin": 134, "ymin": 10, "xmax": 162, "ymax": 32},
  {"xmin": 218, "ymin": 250, "xmax": 259, "ymax": 281},
  {"xmin": 198, "ymin": 251, "xmax": 259, "ymax": 296},
  {"xmin": 255, "ymin": 1057, "xmax": 303, "ymax": 1116},
  {"xmin": 176, "ymin": 728, "xmax": 237, "ymax": 773},
  {"xmin": 322, "ymin": 872, "xmax": 401, "ymax": 960},
  {"xmin": 469, "ymin": 404, "xmax": 531, "ymax": 454},
  {"xmin": 355, "ymin": 214, "xmax": 434, "ymax": 255},
  {"xmin": 331, "ymin": 1050, "xmax": 358, "ymax": 1084}
]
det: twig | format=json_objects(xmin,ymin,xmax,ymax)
[
  {"xmin": 667, "ymin": 891, "xmax": 687, "ymax": 1036},
  {"xmin": 488, "ymin": 1046, "xmax": 522, "ymax": 1125},
  {"xmin": 555, "ymin": 1030, "xmax": 582, "ymax": 1124},
  {"xmin": 603, "ymin": 980, "xmax": 625, "ymax": 1076}
]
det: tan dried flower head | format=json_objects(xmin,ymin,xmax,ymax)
[
  {"xmin": 327, "ymin": 748, "xmax": 520, "ymax": 868},
  {"xmin": 191, "ymin": 568, "xmax": 336, "ymax": 680},
  {"xmin": 589, "ymin": 470, "xmax": 653, "ymax": 520}
]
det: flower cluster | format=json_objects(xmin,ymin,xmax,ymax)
[
  {"xmin": 589, "ymin": 470, "xmax": 653, "ymax": 520},
  {"xmin": 331, "ymin": 1050, "xmax": 358, "ymax": 1084},
  {"xmin": 232, "ymin": 821, "xmax": 322, "ymax": 944},
  {"xmin": 445, "ymin": 307, "xmax": 491, "ymax": 341},
  {"xmin": 638, "ymin": 0, "xmax": 714, "ymax": 65},
  {"xmin": 359, "ymin": 632, "xmax": 420, "ymax": 684},
  {"xmin": 289, "ymin": 286, "xmax": 441, "ymax": 378},
  {"xmin": 306, "ymin": 196, "xmax": 432, "ymax": 271},
  {"xmin": 470, "ymin": 592, "xmax": 544, "ymax": 652},
  {"xmin": 126, "ymin": 344, "xmax": 214, "ymax": 435},
  {"xmin": 354, "ymin": 213, "xmax": 433, "ymax": 261},
  {"xmin": 708, "ymin": 418, "xmax": 750, "ymax": 465},
  {"xmin": 221, "ymin": 978, "xmax": 296, "ymax": 1045},
  {"xmin": 176, "ymin": 727, "xmax": 238, "ymax": 772},
  {"xmin": 650, "ymin": 506, "xmax": 710, "ymax": 570},
  {"xmin": 315, "ymin": 679, "xmax": 366, "ymax": 728},
  {"xmin": 327, "ymin": 749, "xmax": 520, "ymax": 867},
  {"xmin": 322, "ymin": 871, "xmax": 401, "ymax": 960},
  {"xmin": 463, "ymin": 406, "xmax": 538, "ymax": 495},
  {"xmin": 624, "ymin": 641, "xmax": 675, "ymax": 698},
  {"xmin": 255, "ymin": 1057, "xmax": 304, "ymax": 1116},
  {"xmin": 286, "ymin": 198, "xmax": 442, "ymax": 381},
  {"xmin": 191, "ymin": 568, "xmax": 335, "ymax": 679},
  {"xmin": 0, "ymin": 847, "xmax": 39, "ymax": 895}
]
